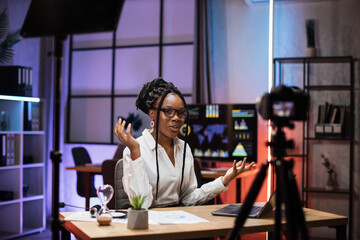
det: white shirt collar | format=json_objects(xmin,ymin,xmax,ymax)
[{"xmin": 142, "ymin": 128, "xmax": 182, "ymax": 150}]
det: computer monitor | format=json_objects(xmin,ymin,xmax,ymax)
[{"xmin": 179, "ymin": 104, "xmax": 257, "ymax": 163}]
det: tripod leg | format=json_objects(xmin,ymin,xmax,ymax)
[
  {"xmin": 274, "ymin": 160, "xmax": 283, "ymax": 240},
  {"xmin": 227, "ymin": 161, "xmax": 269, "ymax": 240},
  {"xmin": 286, "ymin": 161, "xmax": 309, "ymax": 240},
  {"xmin": 281, "ymin": 160, "xmax": 300, "ymax": 240},
  {"xmin": 281, "ymin": 160, "xmax": 309, "ymax": 240}
]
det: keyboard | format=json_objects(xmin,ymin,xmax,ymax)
[{"xmin": 230, "ymin": 205, "xmax": 263, "ymax": 217}]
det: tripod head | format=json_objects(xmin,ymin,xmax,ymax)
[
  {"xmin": 257, "ymin": 84, "xmax": 309, "ymax": 161},
  {"xmin": 267, "ymin": 120, "xmax": 295, "ymax": 161}
]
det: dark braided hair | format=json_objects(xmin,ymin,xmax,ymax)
[{"xmin": 136, "ymin": 77, "xmax": 189, "ymax": 201}]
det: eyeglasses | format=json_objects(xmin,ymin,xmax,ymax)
[{"xmin": 158, "ymin": 107, "xmax": 188, "ymax": 118}]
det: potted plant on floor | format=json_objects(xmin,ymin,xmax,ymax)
[{"xmin": 127, "ymin": 194, "xmax": 148, "ymax": 230}]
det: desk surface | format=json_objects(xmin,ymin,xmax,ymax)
[
  {"xmin": 66, "ymin": 165, "xmax": 102, "ymax": 174},
  {"xmin": 60, "ymin": 204, "xmax": 347, "ymax": 240}
]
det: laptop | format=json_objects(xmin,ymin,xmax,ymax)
[{"xmin": 211, "ymin": 192, "xmax": 276, "ymax": 218}]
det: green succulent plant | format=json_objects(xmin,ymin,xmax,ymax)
[
  {"xmin": 0, "ymin": 9, "xmax": 21, "ymax": 63},
  {"xmin": 129, "ymin": 194, "xmax": 146, "ymax": 210}
]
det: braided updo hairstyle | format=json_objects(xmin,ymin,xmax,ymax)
[{"xmin": 135, "ymin": 77, "xmax": 189, "ymax": 201}]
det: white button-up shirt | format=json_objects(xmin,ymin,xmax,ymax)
[{"xmin": 122, "ymin": 129, "xmax": 228, "ymax": 208}]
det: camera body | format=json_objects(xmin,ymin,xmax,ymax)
[{"xmin": 257, "ymin": 85, "xmax": 309, "ymax": 121}]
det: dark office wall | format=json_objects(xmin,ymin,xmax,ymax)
[
  {"xmin": 209, "ymin": 0, "xmax": 360, "ymax": 238},
  {"xmin": 274, "ymin": 2, "xmax": 360, "ymax": 238}
]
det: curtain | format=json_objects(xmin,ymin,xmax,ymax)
[{"xmin": 193, "ymin": 0, "xmax": 212, "ymax": 104}]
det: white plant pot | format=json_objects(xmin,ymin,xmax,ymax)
[{"xmin": 127, "ymin": 208, "xmax": 148, "ymax": 230}]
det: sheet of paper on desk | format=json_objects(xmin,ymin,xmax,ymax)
[{"xmin": 149, "ymin": 210, "xmax": 209, "ymax": 224}]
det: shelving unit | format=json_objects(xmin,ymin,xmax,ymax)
[
  {"xmin": 0, "ymin": 97, "xmax": 45, "ymax": 239},
  {"xmin": 273, "ymin": 56, "xmax": 354, "ymax": 239}
]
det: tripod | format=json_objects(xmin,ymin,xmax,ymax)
[{"xmin": 228, "ymin": 121, "xmax": 309, "ymax": 240}]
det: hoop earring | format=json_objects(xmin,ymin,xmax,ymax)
[{"xmin": 150, "ymin": 120, "xmax": 154, "ymax": 128}]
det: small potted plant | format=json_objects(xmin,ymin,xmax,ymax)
[{"xmin": 127, "ymin": 194, "xmax": 148, "ymax": 230}]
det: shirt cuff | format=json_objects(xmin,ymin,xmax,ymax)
[{"xmin": 215, "ymin": 176, "xmax": 229, "ymax": 190}]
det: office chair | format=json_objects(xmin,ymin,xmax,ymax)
[
  {"xmin": 114, "ymin": 159, "xmax": 130, "ymax": 209},
  {"xmin": 113, "ymin": 143, "xmax": 126, "ymax": 160},
  {"xmin": 101, "ymin": 159, "xmax": 118, "ymax": 209},
  {"xmin": 193, "ymin": 158, "xmax": 217, "ymax": 205},
  {"xmin": 71, "ymin": 147, "xmax": 98, "ymax": 201},
  {"xmin": 193, "ymin": 158, "xmax": 204, "ymax": 188},
  {"xmin": 100, "ymin": 144, "xmax": 126, "ymax": 209}
]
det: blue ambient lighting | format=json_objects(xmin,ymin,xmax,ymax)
[{"xmin": 0, "ymin": 95, "xmax": 40, "ymax": 102}]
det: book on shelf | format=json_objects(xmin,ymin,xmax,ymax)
[
  {"xmin": 0, "ymin": 66, "xmax": 33, "ymax": 97},
  {"xmin": 339, "ymin": 105, "xmax": 346, "ymax": 125},
  {"xmin": 10, "ymin": 134, "xmax": 15, "ymax": 165},
  {"xmin": 315, "ymin": 103, "xmax": 348, "ymax": 138},
  {"xmin": 6, "ymin": 134, "xmax": 11, "ymax": 165},
  {"xmin": 329, "ymin": 106, "xmax": 338, "ymax": 124},
  {"xmin": 0, "ymin": 134, "xmax": 16, "ymax": 166},
  {"xmin": 0, "ymin": 134, "xmax": 6, "ymax": 166},
  {"xmin": 317, "ymin": 103, "xmax": 344, "ymax": 124},
  {"xmin": 23, "ymin": 101, "xmax": 41, "ymax": 131},
  {"xmin": 324, "ymin": 102, "xmax": 332, "ymax": 123},
  {"xmin": 31, "ymin": 102, "xmax": 40, "ymax": 130}
]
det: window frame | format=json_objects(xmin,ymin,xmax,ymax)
[{"xmin": 66, "ymin": 0, "xmax": 194, "ymax": 144}]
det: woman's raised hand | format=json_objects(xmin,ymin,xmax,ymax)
[
  {"xmin": 114, "ymin": 118, "xmax": 140, "ymax": 160},
  {"xmin": 221, "ymin": 158, "xmax": 256, "ymax": 186}
]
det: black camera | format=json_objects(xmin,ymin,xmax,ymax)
[{"xmin": 256, "ymin": 85, "xmax": 309, "ymax": 121}]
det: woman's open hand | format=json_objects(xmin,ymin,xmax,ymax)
[
  {"xmin": 114, "ymin": 118, "xmax": 140, "ymax": 160},
  {"xmin": 222, "ymin": 158, "xmax": 256, "ymax": 186}
]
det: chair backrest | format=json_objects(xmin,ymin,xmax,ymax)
[
  {"xmin": 101, "ymin": 159, "xmax": 118, "ymax": 209},
  {"xmin": 71, "ymin": 147, "xmax": 97, "ymax": 198},
  {"xmin": 114, "ymin": 159, "xmax": 130, "ymax": 209},
  {"xmin": 193, "ymin": 158, "xmax": 204, "ymax": 188},
  {"xmin": 113, "ymin": 143, "xmax": 126, "ymax": 160}
]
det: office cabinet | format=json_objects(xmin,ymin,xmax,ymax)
[
  {"xmin": 273, "ymin": 56, "xmax": 354, "ymax": 239},
  {"xmin": 0, "ymin": 98, "xmax": 45, "ymax": 239}
]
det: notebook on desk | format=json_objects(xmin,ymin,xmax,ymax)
[{"xmin": 211, "ymin": 192, "xmax": 276, "ymax": 218}]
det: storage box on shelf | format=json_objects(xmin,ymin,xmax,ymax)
[
  {"xmin": 0, "ymin": 97, "xmax": 45, "ymax": 239},
  {"xmin": 273, "ymin": 56, "xmax": 354, "ymax": 239}
]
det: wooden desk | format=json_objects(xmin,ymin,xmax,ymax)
[
  {"xmin": 66, "ymin": 165, "xmax": 102, "ymax": 210},
  {"xmin": 60, "ymin": 204, "xmax": 347, "ymax": 240}
]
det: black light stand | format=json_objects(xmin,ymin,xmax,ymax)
[
  {"xmin": 49, "ymin": 34, "xmax": 67, "ymax": 240},
  {"xmin": 227, "ymin": 121, "xmax": 309, "ymax": 240},
  {"xmin": 20, "ymin": 1, "xmax": 124, "ymax": 239}
]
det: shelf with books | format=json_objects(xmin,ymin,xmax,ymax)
[
  {"xmin": 0, "ymin": 66, "xmax": 33, "ymax": 98},
  {"xmin": 273, "ymin": 56, "xmax": 354, "ymax": 239},
  {"xmin": 0, "ymin": 97, "xmax": 45, "ymax": 239},
  {"xmin": 0, "ymin": 133, "xmax": 21, "ymax": 167}
]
